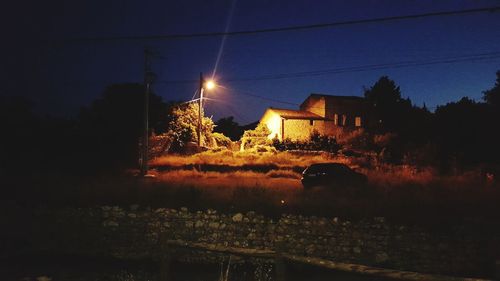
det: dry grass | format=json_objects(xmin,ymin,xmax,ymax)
[
  {"xmin": 151, "ymin": 150, "xmax": 446, "ymax": 186},
  {"xmin": 138, "ymin": 166, "xmax": 500, "ymax": 225},
  {"xmin": 363, "ymin": 164, "xmax": 436, "ymax": 186},
  {"xmin": 361, "ymin": 164, "xmax": 496, "ymax": 191},
  {"xmin": 152, "ymin": 169, "xmax": 302, "ymax": 189},
  {"xmin": 150, "ymin": 150, "xmax": 346, "ymax": 169},
  {"xmin": 266, "ymin": 169, "xmax": 301, "ymax": 179},
  {"xmin": 8, "ymin": 150, "xmax": 499, "ymax": 226}
]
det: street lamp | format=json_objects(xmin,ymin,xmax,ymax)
[
  {"xmin": 198, "ymin": 72, "xmax": 216, "ymax": 147},
  {"xmin": 141, "ymin": 49, "xmax": 155, "ymax": 177},
  {"xmin": 205, "ymin": 80, "xmax": 215, "ymax": 90}
]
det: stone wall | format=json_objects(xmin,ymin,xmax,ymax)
[
  {"xmin": 283, "ymin": 119, "xmax": 315, "ymax": 141},
  {"xmin": 26, "ymin": 207, "xmax": 498, "ymax": 278}
]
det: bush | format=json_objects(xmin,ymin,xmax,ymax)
[
  {"xmin": 167, "ymin": 103, "xmax": 214, "ymax": 151},
  {"xmin": 251, "ymin": 145, "xmax": 277, "ymax": 153},
  {"xmin": 241, "ymin": 123, "xmax": 272, "ymax": 150},
  {"xmin": 272, "ymin": 131, "xmax": 341, "ymax": 153},
  {"xmin": 373, "ymin": 133, "xmax": 396, "ymax": 149},
  {"xmin": 149, "ymin": 134, "xmax": 173, "ymax": 157},
  {"xmin": 212, "ymin": 132, "xmax": 232, "ymax": 148},
  {"xmin": 338, "ymin": 129, "xmax": 373, "ymax": 150}
]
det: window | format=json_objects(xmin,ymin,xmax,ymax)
[
  {"xmin": 341, "ymin": 114, "xmax": 347, "ymax": 126},
  {"xmin": 355, "ymin": 117, "xmax": 362, "ymax": 127},
  {"xmin": 309, "ymin": 119, "xmax": 314, "ymax": 126},
  {"xmin": 334, "ymin": 114, "xmax": 338, "ymax": 125}
]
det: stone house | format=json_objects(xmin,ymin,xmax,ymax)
[{"xmin": 260, "ymin": 93, "xmax": 372, "ymax": 141}]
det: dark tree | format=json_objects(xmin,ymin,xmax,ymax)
[
  {"xmin": 434, "ymin": 97, "xmax": 497, "ymax": 168},
  {"xmin": 364, "ymin": 76, "xmax": 413, "ymax": 133},
  {"xmin": 483, "ymin": 70, "xmax": 500, "ymax": 107},
  {"xmin": 240, "ymin": 121, "xmax": 259, "ymax": 132},
  {"xmin": 363, "ymin": 76, "xmax": 434, "ymax": 164},
  {"xmin": 0, "ymin": 97, "xmax": 40, "ymax": 174},
  {"xmin": 77, "ymin": 83, "xmax": 170, "ymax": 170},
  {"xmin": 214, "ymin": 116, "xmax": 243, "ymax": 141},
  {"xmin": 364, "ymin": 76, "xmax": 403, "ymax": 107}
]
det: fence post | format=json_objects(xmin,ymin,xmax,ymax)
[
  {"xmin": 274, "ymin": 242, "xmax": 286, "ymax": 281},
  {"xmin": 159, "ymin": 233, "xmax": 173, "ymax": 281},
  {"xmin": 495, "ymin": 259, "xmax": 500, "ymax": 280}
]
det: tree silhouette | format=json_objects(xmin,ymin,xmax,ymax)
[
  {"xmin": 214, "ymin": 116, "xmax": 243, "ymax": 141},
  {"xmin": 364, "ymin": 76, "xmax": 403, "ymax": 106},
  {"xmin": 434, "ymin": 97, "xmax": 497, "ymax": 168},
  {"xmin": 77, "ymin": 83, "xmax": 170, "ymax": 170},
  {"xmin": 364, "ymin": 76, "xmax": 413, "ymax": 134},
  {"xmin": 363, "ymin": 76, "xmax": 436, "ymax": 164},
  {"xmin": 483, "ymin": 70, "xmax": 500, "ymax": 107},
  {"xmin": 0, "ymin": 97, "xmax": 39, "ymax": 174}
]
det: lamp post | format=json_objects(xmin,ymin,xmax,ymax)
[
  {"xmin": 141, "ymin": 49, "xmax": 154, "ymax": 177},
  {"xmin": 197, "ymin": 73, "xmax": 215, "ymax": 147}
]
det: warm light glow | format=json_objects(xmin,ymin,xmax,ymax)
[
  {"xmin": 265, "ymin": 113, "xmax": 281, "ymax": 139},
  {"xmin": 205, "ymin": 80, "xmax": 216, "ymax": 90}
]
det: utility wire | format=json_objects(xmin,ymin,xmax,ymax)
[
  {"xmin": 226, "ymin": 52, "xmax": 500, "ymax": 81},
  {"xmin": 219, "ymin": 86, "xmax": 441, "ymax": 113},
  {"xmin": 162, "ymin": 51, "xmax": 500, "ymax": 112},
  {"xmin": 70, "ymin": 6, "xmax": 500, "ymax": 42},
  {"xmin": 204, "ymin": 97, "xmax": 251, "ymax": 123},
  {"xmin": 218, "ymin": 85, "xmax": 300, "ymax": 107},
  {"xmin": 157, "ymin": 51, "xmax": 500, "ymax": 85}
]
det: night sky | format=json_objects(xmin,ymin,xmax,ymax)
[{"xmin": 2, "ymin": 0, "xmax": 500, "ymax": 124}]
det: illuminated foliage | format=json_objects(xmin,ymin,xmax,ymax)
[
  {"xmin": 242, "ymin": 123, "xmax": 271, "ymax": 138},
  {"xmin": 241, "ymin": 123, "xmax": 272, "ymax": 149},
  {"xmin": 167, "ymin": 102, "xmax": 214, "ymax": 150},
  {"xmin": 272, "ymin": 131, "xmax": 340, "ymax": 153},
  {"xmin": 212, "ymin": 132, "xmax": 232, "ymax": 148}
]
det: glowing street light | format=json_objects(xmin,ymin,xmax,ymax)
[
  {"xmin": 198, "ymin": 73, "xmax": 216, "ymax": 147},
  {"xmin": 205, "ymin": 80, "xmax": 216, "ymax": 90}
]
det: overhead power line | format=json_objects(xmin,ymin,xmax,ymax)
[
  {"xmin": 219, "ymin": 86, "xmax": 300, "ymax": 107},
  {"xmin": 213, "ymin": 84, "xmax": 442, "ymax": 113},
  {"xmin": 72, "ymin": 6, "xmax": 500, "ymax": 42},
  {"xmin": 157, "ymin": 51, "xmax": 500, "ymax": 85},
  {"xmin": 226, "ymin": 52, "xmax": 500, "ymax": 82}
]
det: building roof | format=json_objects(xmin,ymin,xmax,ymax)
[{"xmin": 268, "ymin": 107, "xmax": 324, "ymax": 120}]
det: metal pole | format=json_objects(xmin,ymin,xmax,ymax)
[
  {"xmin": 198, "ymin": 72, "xmax": 204, "ymax": 147},
  {"xmin": 141, "ymin": 49, "xmax": 151, "ymax": 176}
]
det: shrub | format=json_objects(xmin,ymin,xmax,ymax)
[
  {"xmin": 251, "ymin": 145, "xmax": 277, "ymax": 153},
  {"xmin": 241, "ymin": 123, "xmax": 272, "ymax": 150},
  {"xmin": 272, "ymin": 131, "xmax": 340, "ymax": 153},
  {"xmin": 149, "ymin": 134, "xmax": 173, "ymax": 157},
  {"xmin": 167, "ymin": 103, "xmax": 214, "ymax": 151},
  {"xmin": 373, "ymin": 133, "xmax": 396, "ymax": 149},
  {"xmin": 212, "ymin": 132, "xmax": 232, "ymax": 148},
  {"xmin": 338, "ymin": 129, "xmax": 373, "ymax": 150}
]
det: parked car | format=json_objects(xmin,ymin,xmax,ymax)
[{"xmin": 301, "ymin": 163, "xmax": 367, "ymax": 188}]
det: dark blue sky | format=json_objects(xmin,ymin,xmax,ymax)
[{"xmin": 2, "ymin": 0, "xmax": 500, "ymax": 124}]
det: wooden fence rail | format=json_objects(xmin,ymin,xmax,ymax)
[{"xmin": 161, "ymin": 239, "xmax": 493, "ymax": 281}]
